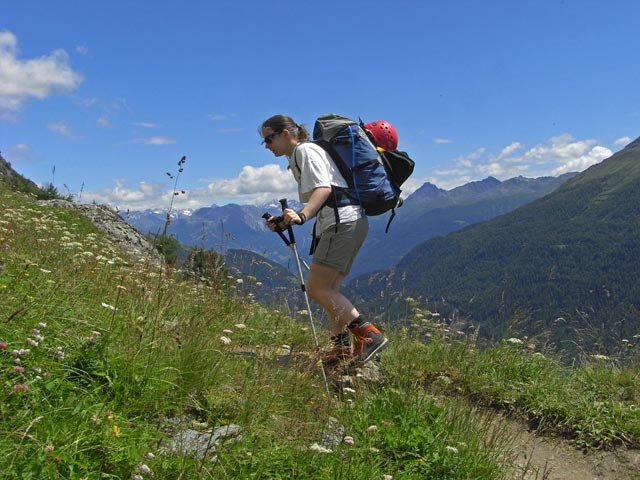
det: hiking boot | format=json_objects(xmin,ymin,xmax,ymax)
[
  {"xmin": 349, "ymin": 324, "xmax": 389, "ymax": 366},
  {"xmin": 319, "ymin": 344, "xmax": 353, "ymax": 367}
]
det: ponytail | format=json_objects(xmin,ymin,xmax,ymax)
[{"xmin": 261, "ymin": 114, "xmax": 309, "ymax": 141}]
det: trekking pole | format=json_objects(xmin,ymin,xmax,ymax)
[{"xmin": 263, "ymin": 199, "xmax": 331, "ymax": 401}]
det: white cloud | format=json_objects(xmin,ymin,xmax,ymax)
[
  {"xmin": 47, "ymin": 121, "xmax": 78, "ymax": 138},
  {"xmin": 132, "ymin": 136, "xmax": 176, "ymax": 145},
  {"xmin": 498, "ymin": 142, "xmax": 524, "ymax": 158},
  {"xmin": 6, "ymin": 143, "xmax": 32, "ymax": 162},
  {"xmin": 614, "ymin": 136, "xmax": 631, "ymax": 147},
  {"xmin": 80, "ymin": 164, "xmax": 298, "ymax": 211},
  {"xmin": 0, "ymin": 31, "xmax": 83, "ymax": 114},
  {"xmin": 97, "ymin": 116, "xmax": 110, "ymax": 128},
  {"xmin": 81, "ymin": 179, "xmax": 166, "ymax": 210},
  {"xmin": 205, "ymin": 164, "xmax": 296, "ymax": 203},
  {"xmin": 549, "ymin": 145, "xmax": 612, "ymax": 176},
  {"xmin": 519, "ymin": 135, "xmax": 611, "ymax": 175},
  {"xmin": 208, "ymin": 113, "xmax": 239, "ymax": 121},
  {"xmin": 132, "ymin": 121, "xmax": 159, "ymax": 128},
  {"xmin": 434, "ymin": 138, "xmax": 452, "ymax": 144},
  {"xmin": 453, "ymin": 147, "xmax": 486, "ymax": 168},
  {"xmin": 80, "ymin": 134, "xmax": 615, "ymax": 210},
  {"xmin": 476, "ymin": 162, "xmax": 507, "ymax": 177},
  {"xmin": 76, "ymin": 45, "xmax": 89, "ymax": 56},
  {"xmin": 430, "ymin": 134, "xmax": 612, "ymax": 190}
]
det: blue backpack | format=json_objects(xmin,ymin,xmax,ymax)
[{"xmin": 311, "ymin": 114, "xmax": 415, "ymax": 231}]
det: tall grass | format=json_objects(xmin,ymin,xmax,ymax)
[{"xmin": 1, "ymin": 185, "xmax": 639, "ymax": 479}]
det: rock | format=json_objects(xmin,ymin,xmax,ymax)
[
  {"xmin": 166, "ymin": 424, "xmax": 243, "ymax": 463},
  {"xmin": 38, "ymin": 199, "xmax": 162, "ymax": 266}
]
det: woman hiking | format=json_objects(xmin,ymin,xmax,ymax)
[{"xmin": 261, "ymin": 114, "xmax": 389, "ymax": 367}]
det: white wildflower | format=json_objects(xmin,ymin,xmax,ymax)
[
  {"xmin": 220, "ymin": 336, "xmax": 232, "ymax": 345},
  {"xmin": 309, "ymin": 443, "xmax": 332, "ymax": 454}
]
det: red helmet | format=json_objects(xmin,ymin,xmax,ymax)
[{"xmin": 364, "ymin": 120, "xmax": 398, "ymax": 151}]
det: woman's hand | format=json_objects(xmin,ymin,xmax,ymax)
[
  {"xmin": 265, "ymin": 215, "xmax": 281, "ymax": 232},
  {"xmin": 282, "ymin": 208, "xmax": 304, "ymax": 226}
]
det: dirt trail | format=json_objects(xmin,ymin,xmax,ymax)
[{"xmin": 504, "ymin": 417, "xmax": 640, "ymax": 479}]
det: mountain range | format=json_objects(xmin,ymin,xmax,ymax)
[
  {"xmin": 355, "ymin": 173, "xmax": 577, "ymax": 276},
  {"xmin": 346, "ymin": 137, "xmax": 640, "ymax": 354},
  {"xmin": 125, "ymin": 175, "xmax": 576, "ymax": 278}
]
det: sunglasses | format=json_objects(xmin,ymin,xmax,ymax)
[{"xmin": 262, "ymin": 131, "xmax": 281, "ymax": 145}]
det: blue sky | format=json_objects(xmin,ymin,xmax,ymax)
[{"xmin": 2, "ymin": 1, "xmax": 639, "ymax": 211}]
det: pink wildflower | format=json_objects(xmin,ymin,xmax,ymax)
[
  {"xmin": 0, "ymin": 341, "xmax": 7, "ymax": 350},
  {"xmin": 138, "ymin": 463, "xmax": 153, "ymax": 476},
  {"xmin": 12, "ymin": 384, "xmax": 29, "ymax": 392},
  {"xmin": 343, "ymin": 436, "xmax": 355, "ymax": 445},
  {"xmin": 15, "ymin": 366, "xmax": 25, "ymax": 373}
]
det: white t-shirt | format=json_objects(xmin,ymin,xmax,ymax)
[{"xmin": 288, "ymin": 142, "xmax": 363, "ymax": 234}]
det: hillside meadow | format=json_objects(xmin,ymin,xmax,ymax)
[{"xmin": 1, "ymin": 184, "xmax": 640, "ymax": 479}]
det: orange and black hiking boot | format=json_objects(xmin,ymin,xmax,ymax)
[{"xmin": 349, "ymin": 323, "xmax": 389, "ymax": 367}]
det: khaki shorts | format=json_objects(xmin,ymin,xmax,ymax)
[{"xmin": 312, "ymin": 216, "xmax": 369, "ymax": 276}]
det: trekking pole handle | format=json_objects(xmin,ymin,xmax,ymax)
[
  {"xmin": 262, "ymin": 211, "xmax": 284, "ymax": 225},
  {"xmin": 263, "ymin": 212, "xmax": 291, "ymax": 246},
  {"xmin": 279, "ymin": 198, "xmax": 296, "ymax": 244}
]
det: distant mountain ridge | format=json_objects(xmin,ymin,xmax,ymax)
[
  {"xmin": 124, "ymin": 199, "xmax": 314, "ymax": 267},
  {"xmin": 347, "ymin": 137, "xmax": 640, "ymax": 353},
  {"xmin": 125, "ymin": 175, "xmax": 576, "ymax": 277},
  {"xmin": 354, "ymin": 173, "xmax": 577, "ymax": 276}
]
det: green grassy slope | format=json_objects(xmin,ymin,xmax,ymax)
[{"xmin": 1, "ymin": 185, "xmax": 639, "ymax": 479}]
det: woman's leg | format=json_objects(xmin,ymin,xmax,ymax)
[{"xmin": 306, "ymin": 262, "xmax": 359, "ymax": 336}]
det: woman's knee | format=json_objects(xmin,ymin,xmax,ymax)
[{"xmin": 306, "ymin": 279, "xmax": 328, "ymax": 303}]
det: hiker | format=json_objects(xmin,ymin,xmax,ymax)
[{"xmin": 261, "ymin": 114, "xmax": 389, "ymax": 367}]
